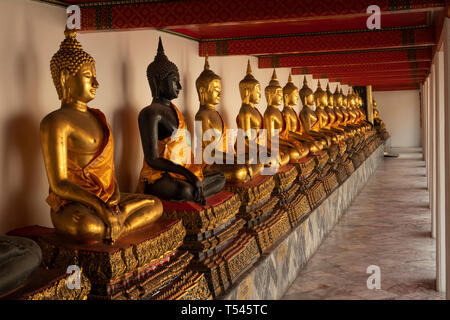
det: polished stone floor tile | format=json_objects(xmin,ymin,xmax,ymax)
[{"xmin": 282, "ymin": 155, "xmax": 445, "ymax": 300}]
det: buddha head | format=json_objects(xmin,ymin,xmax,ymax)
[
  {"xmin": 341, "ymin": 88, "xmax": 348, "ymax": 109},
  {"xmin": 326, "ymin": 83, "xmax": 334, "ymax": 108},
  {"xmin": 333, "ymin": 86, "xmax": 343, "ymax": 108},
  {"xmin": 299, "ymin": 76, "xmax": 314, "ymax": 109},
  {"xmin": 196, "ymin": 55, "xmax": 221, "ymax": 107},
  {"xmin": 348, "ymin": 88, "xmax": 356, "ymax": 110},
  {"xmin": 50, "ymin": 28, "xmax": 98, "ymax": 104},
  {"xmin": 239, "ymin": 60, "xmax": 261, "ymax": 105},
  {"xmin": 283, "ymin": 73, "xmax": 299, "ymax": 108},
  {"xmin": 147, "ymin": 37, "xmax": 181, "ymax": 101},
  {"xmin": 314, "ymin": 80, "xmax": 327, "ymax": 109},
  {"xmin": 265, "ymin": 69, "xmax": 283, "ymax": 107}
]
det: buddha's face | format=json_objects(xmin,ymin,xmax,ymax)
[
  {"xmin": 160, "ymin": 71, "xmax": 182, "ymax": 100},
  {"xmin": 266, "ymin": 87, "xmax": 282, "ymax": 106},
  {"xmin": 306, "ymin": 93, "xmax": 314, "ymax": 106},
  {"xmin": 328, "ymin": 95, "xmax": 334, "ymax": 107},
  {"xmin": 337, "ymin": 96, "xmax": 343, "ymax": 107},
  {"xmin": 201, "ymin": 79, "xmax": 221, "ymax": 106},
  {"xmin": 316, "ymin": 94, "xmax": 327, "ymax": 108},
  {"xmin": 249, "ymin": 83, "xmax": 261, "ymax": 104},
  {"xmin": 65, "ymin": 62, "xmax": 99, "ymax": 103},
  {"xmin": 285, "ymin": 89, "xmax": 299, "ymax": 106}
]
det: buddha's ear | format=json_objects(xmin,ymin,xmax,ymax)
[
  {"xmin": 149, "ymin": 77, "xmax": 159, "ymax": 99},
  {"xmin": 60, "ymin": 69, "xmax": 71, "ymax": 101}
]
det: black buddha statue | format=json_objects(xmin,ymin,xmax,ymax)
[
  {"xmin": 0, "ymin": 236, "xmax": 42, "ymax": 297},
  {"xmin": 137, "ymin": 38, "xmax": 225, "ymax": 205}
]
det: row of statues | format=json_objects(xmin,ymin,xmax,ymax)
[
  {"xmin": 1, "ymin": 29, "xmax": 387, "ymax": 300},
  {"xmin": 39, "ymin": 31, "xmax": 375, "ymax": 245}
]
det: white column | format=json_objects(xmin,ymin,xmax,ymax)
[
  {"xmin": 435, "ymin": 50, "xmax": 446, "ymax": 292},
  {"xmin": 430, "ymin": 64, "xmax": 437, "ymax": 240},
  {"xmin": 424, "ymin": 81, "xmax": 429, "ymax": 190},
  {"xmin": 442, "ymin": 17, "xmax": 450, "ymax": 299}
]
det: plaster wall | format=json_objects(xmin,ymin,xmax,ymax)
[{"xmin": 372, "ymin": 90, "xmax": 422, "ymax": 148}]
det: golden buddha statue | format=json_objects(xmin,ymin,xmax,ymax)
[
  {"xmin": 298, "ymin": 77, "xmax": 330, "ymax": 149},
  {"xmin": 263, "ymin": 70, "xmax": 310, "ymax": 163},
  {"xmin": 41, "ymin": 29, "xmax": 163, "ymax": 244},
  {"xmin": 236, "ymin": 62, "xmax": 290, "ymax": 167},
  {"xmin": 281, "ymin": 73, "xmax": 323, "ymax": 154},
  {"xmin": 194, "ymin": 57, "xmax": 263, "ymax": 183},
  {"xmin": 345, "ymin": 88, "xmax": 363, "ymax": 136},
  {"xmin": 333, "ymin": 86, "xmax": 357, "ymax": 143},
  {"xmin": 313, "ymin": 80, "xmax": 345, "ymax": 147},
  {"xmin": 324, "ymin": 84, "xmax": 347, "ymax": 146},
  {"xmin": 373, "ymin": 99, "xmax": 385, "ymax": 128}
]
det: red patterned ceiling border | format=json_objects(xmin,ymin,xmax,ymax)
[
  {"xmin": 75, "ymin": 0, "xmax": 446, "ymax": 31},
  {"xmin": 292, "ymin": 61, "xmax": 431, "ymax": 75},
  {"xmin": 258, "ymin": 47, "xmax": 433, "ymax": 68},
  {"xmin": 198, "ymin": 28, "xmax": 434, "ymax": 56}
]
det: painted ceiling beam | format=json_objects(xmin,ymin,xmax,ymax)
[
  {"xmin": 312, "ymin": 70, "xmax": 427, "ymax": 79},
  {"xmin": 259, "ymin": 47, "xmax": 432, "ymax": 68},
  {"xmin": 291, "ymin": 61, "xmax": 430, "ymax": 75},
  {"xmin": 76, "ymin": 0, "xmax": 445, "ymax": 31},
  {"xmin": 198, "ymin": 28, "xmax": 434, "ymax": 56}
]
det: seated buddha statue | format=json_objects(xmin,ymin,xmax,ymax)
[
  {"xmin": 236, "ymin": 62, "xmax": 290, "ymax": 167},
  {"xmin": 41, "ymin": 29, "xmax": 163, "ymax": 244},
  {"xmin": 194, "ymin": 57, "xmax": 263, "ymax": 183},
  {"xmin": 324, "ymin": 84, "xmax": 347, "ymax": 145},
  {"xmin": 298, "ymin": 77, "xmax": 331, "ymax": 149},
  {"xmin": 281, "ymin": 73, "xmax": 323, "ymax": 154},
  {"xmin": 137, "ymin": 38, "xmax": 225, "ymax": 205},
  {"xmin": 345, "ymin": 88, "xmax": 363, "ymax": 136},
  {"xmin": 263, "ymin": 70, "xmax": 310, "ymax": 163},
  {"xmin": 313, "ymin": 80, "xmax": 344, "ymax": 146},
  {"xmin": 356, "ymin": 93, "xmax": 372, "ymax": 131},
  {"xmin": 373, "ymin": 99, "xmax": 386, "ymax": 129},
  {"xmin": 334, "ymin": 86, "xmax": 357, "ymax": 141}
]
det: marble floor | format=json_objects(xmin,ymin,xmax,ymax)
[{"xmin": 283, "ymin": 153, "xmax": 445, "ymax": 300}]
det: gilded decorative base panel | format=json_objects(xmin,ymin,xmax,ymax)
[
  {"xmin": 95, "ymin": 251, "xmax": 193, "ymax": 300},
  {"xmin": 273, "ymin": 164, "xmax": 298, "ymax": 191},
  {"xmin": 225, "ymin": 175, "xmax": 275, "ymax": 208},
  {"xmin": 246, "ymin": 209, "xmax": 290, "ymax": 254},
  {"xmin": 1, "ymin": 267, "xmax": 90, "ymax": 300},
  {"xmin": 37, "ymin": 219, "xmax": 186, "ymax": 298},
  {"xmin": 305, "ymin": 180, "xmax": 327, "ymax": 209},
  {"xmin": 312, "ymin": 151, "xmax": 329, "ymax": 170},
  {"xmin": 318, "ymin": 171, "xmax": 339, "ymax": 195},
  {"xmin": 150, "ymin": 271, "xmax": 212, "ymax": 300},
  {"xmin": 189, "ymin": 232, "xmax": 260, "ymax": 298},
  {"xmin": 297, "ymin": 171, "xmax": 318, "ymax": 191},
  {"xmin": 282, "ymin": 190, "xmax": 311, "ymax": 228},
  {"xmin": 350, "ymin": 153, "xmax": 362, "ymax": 168},
  {"xmin": 334, "ymin": 163, "xmax": 348, "ymax": 185},
  {"xmin": 161, "ymin": 191, "xmax": 241, "ymax": 234},
  {"xmin": 296, "ymin": 156, "xmax": 317, "ymax": 177},
  {"xmin": 344, "ymin": 159, "xmax": 355, "ymax": 176},
  {"xmin": 239, "ymin": 195, "xmax": 279, "ymax": 225}
]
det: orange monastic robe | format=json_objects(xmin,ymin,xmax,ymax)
[
  {"xmin": 46, "ymin": 108, "xmax": 115, "ymax": 212},
  {"xmin": 137, "ymin": 103, "xmax": 204, "ymax": 192}
]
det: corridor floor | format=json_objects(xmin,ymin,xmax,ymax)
[{"xmin": 282, "ymin": 154, "xmax": 445, "ymax": 300}]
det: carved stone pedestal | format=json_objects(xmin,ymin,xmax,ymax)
[
  {"xmin": 0, "ymin": 267, "xmax": 90, "ymax": 300},
  {"xmin": 161, "ymin": 191, "xmax": 258, "ymax": 298},
  {"xmin": 226, "ymin": 175, "xmax": 289, "ymax": 255}
]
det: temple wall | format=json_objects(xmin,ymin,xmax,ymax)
[
  {"xmin": 0, "ymin": 0, "xmax": 349, "ymax": 234},
  {"xmin": 372, "ymin": 90, "xmax": 422, "ymax": 148}
]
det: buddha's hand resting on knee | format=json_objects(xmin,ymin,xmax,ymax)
[
  {"xmin": 187, "ymin": 173, "xmax": 206, "ymax": 205},
  {"xmin": 99, "ymin": 204, "xmax": 123, "ymax": 243}
]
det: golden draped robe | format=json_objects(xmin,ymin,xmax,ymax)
[
  {"xmin": 137, "ymin": 103, "xmax": 204, "ymax": 192},
  {"xmin": 46, "ymin": 108, "xmax": 115, "ymax": 212}
]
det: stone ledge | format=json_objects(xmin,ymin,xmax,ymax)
[{"xmin": 219, "ymin": 144, "xmax": 385, "ymax": 300}]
